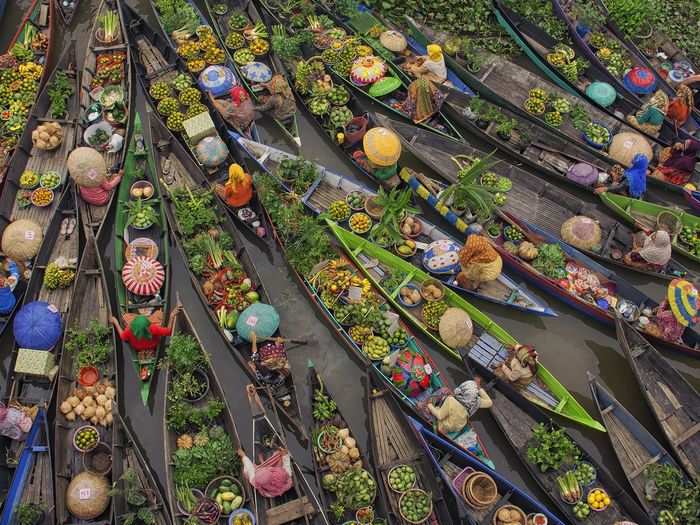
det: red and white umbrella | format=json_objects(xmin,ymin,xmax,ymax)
[{"xmin": 122, "ymin": 256, "xmax": 164, "ymax": 296}]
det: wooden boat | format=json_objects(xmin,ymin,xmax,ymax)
[
  {"xmin": 112, "ymin": 414, "xmax": 173, "ymax": 525},
  {"xmin": 255, "ymin": 0, "xmax": 464, "ymax": 143},
  {"xmin": 236, "ymin": 134, "xmax": 555, "ymax": 315},
  {"xmin": 53, "ymin": 227, "xmax": 115, "ymax": 525},
  {"xmin": 468, "ymin": 357, "xmax": 653, "ymax": 525},
  {"xmin": 600, "ymin": 191, "xmax": 700, "ymax": 264},
  {"xmin": 367, "ymin": 372, "xmax": 454, "ymax": 525},
  {"xmin": 54, "ymin": 0, "xmax": 79, "ymax": 26},
  {"xmin": 0, "ymin": 0, "xmax": 55, "ymax": 183},
  {"xmin": 327, "ymin": 219, "xmax": 604, "ymax": 431},
  {"xmin": 246, "ymin": 384, "xmax": 327, "ymax": 525},
  {"xmin": 378, "ymin": 112, "xmax": 695, "ymax": 281},
  {"xmin": 162, "ymin": 306, "xmax": 253, "ymax": 525},
  {"xmin": 203, "ymin": 0, "xmax": 302, "ymax": 148},
  {"xmin": 0, "ymin": 409, "xmax": 54, "ymax": 525},
  {"xmin": 588, "ymin": 373, "xmax": 690, "ymax": 520},
  {"xmin": 151, "ymin": 111, "xmax": 306, "ymax": 440},
  {"xmin": 616, "ymin": 317, "xmax": 700, "ymax": 481},
  {"xmin": 410, "ymin": 416, "xmax": 567, "ymax": 525},
  {"xmin": 120, "ymin": 2, "xmax": 268, "ymax": 239},
  {"xmin": 404, "ymin": 168, "xmax": 700, "ymax": 357},
  {"xmin": 684, "ymin": 189, "xmax": 700, "ymax": 215},
  {"xmin": 494, "ymin": 0, "xmax": 693, "ymax": 141},
  {"xmin": 78, "ymin": 0, "xmax": 133, "ymax": 236},
  {"xmin": 149, "ymin": 0, "xmax": 259, "ymax": 140},
  {"xmin": 307, "ymin": 362, "xmax": 390, "ymax": 523},
  {"xmin": 113, "ymin": 109, "xmax": 170, "ymax": 406}
]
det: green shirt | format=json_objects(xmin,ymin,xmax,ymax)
[{"xmin": 373, "ymin": 163, "xmax": 398, "ymax": 181}]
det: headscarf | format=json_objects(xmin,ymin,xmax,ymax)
[
  {"xmin": 264, "ymin": 75, "xmax": 292, "ymax": 97},
  {"xmin": 230, "ymin": 86, "xmax": 248, "ymax": 107},
  {"xmin": 459, "ymin": 234, "xmax": 499, "ymax": 265},
  {"xmin": 514, "ymin": 344, "xmax": 538, "ymax": 373},
  {"xmin": 130, "ymin": 315, "xmax": 152, "ymax": 340},
  {"xmin": 639, "ymin": 230, "xmax": 672, "ymax": 266},
  {"xmin": 427, "ymin": 44, "xmax": 443, "ymax": 62},
  {"xmin": 453, "ymin": 380, "xmax": 480, "ymax": 417},
  {"xmin": 227, "ymin": 163, "xmax": 251, "ymax": 191},
  {"xmin": 624, "ymin": 153, "xmax": 648, "ymax": 198}
]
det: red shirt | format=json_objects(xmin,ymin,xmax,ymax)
[{"xmin": 120, "ymin": 324, "xmax": 172, "ymax": 351}]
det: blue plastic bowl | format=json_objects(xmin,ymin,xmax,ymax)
[
  {"xmin": 581, "ymin": 122, "xmax": 612, "ymax": 150},
  {"xmin": 397, "ymin": 283, "xmax": 422, "ymax": 308}
]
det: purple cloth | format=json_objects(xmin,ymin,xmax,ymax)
[
  {"xmin": 664, "ymin": 138, "xmax": 700, "ymax": 173},
  {"xmin": 566, "ymin": 163, "xmax": 599, "ymax": 186}
]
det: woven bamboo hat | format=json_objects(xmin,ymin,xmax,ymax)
[{"xmin": 363, "ymin": 127, "xmax": 401, "ymax": 166}]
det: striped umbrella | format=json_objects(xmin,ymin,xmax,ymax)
[{"xmin": 122, "ymin": 256, "xmax": 164, "ymax": 296}]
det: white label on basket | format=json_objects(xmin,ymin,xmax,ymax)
[
  {"xmin": 348, "ymin": 286, "xmax": 362, "ymax": 302},
  {"xmin": 24, "ymin": 231, "xmax": 35, "ymax": 240},
  {"xmin": 623, "ymin": 140, "xmax": 633, "ymax": 148},
  {"xmin": 79, "ymin": 488, "xmax": 91, "ymax": 500},
  {"xmin": 423, "ymin": 364, "xmax": 433, "ymax": 375},
  {"xmin": 246, "ymin": 315, "xmax": 258, "ymax": 328}
]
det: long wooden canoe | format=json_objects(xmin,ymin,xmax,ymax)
[
  {"xmin": 112, "ymin": 414, "xmax": 173, "ymax": 525},
  {"xmin": 588, "ymin": 373, "xmax": 690, "ymax": 520},
  {"xmin": 327, "ymin": 220, "xmax": 604, "ymax": 431},
  {"xmin": 152, "ymin": 111, "xmax": 306, "ymax": 440},
  {"xmin": 236, "ymin": 134, "xmax": 555, "ymax": 315},
  {"xmin": 246, "ymin": 385, "xmax": 327, "ymax": 525},
  {"xmin": 203, "ymin": 0, "xmax": 302, "ymax": 148},
  {"xmin": 367, "ymin": 372, "xmax": 454, "ymax": 525},
  {"xmin": 53, "ymin": 0, "xmax": 79, "ymax": 26},
  {"xmin": 113, "ymin": 109, "xmax": 170, "ymax": 406},
  {"xmin": 378, "ymin": 112, "xmax": 695, "ymax": 281},
  {"xmin": 78, "ymin": 0, "xmax": 132, "ymax": 236},
  {"xmin": 163, "ymin": 307, "xmax": 253, "ymax": 524},
  {"xmin": 616, "ymin": 317, "xmax": 700, "ymax": 481},
  {"xmin": 469, "ymin": 358, "xmax": 653, "ymax": 525},
  {"xmin": 600, "ymin": 191, "xmax": 700, "ymax": 264},
  {"xmin": 410, "ymin": 416, "xmax": 567, "ymax": 525},
  {"xmin": 53, "ymin": 226, "xmax": 115, "ymax": 525},
  {"xmin": 120, "ymin": 2, "xmax": 268, "ymax": 239}
]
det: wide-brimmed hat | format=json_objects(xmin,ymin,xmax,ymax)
[
  {"xmin": 668, "ymin": 278, "xmax": 699, "ymax": 326},
  {"xmin": 363, "ymin": 127, "xmax": 401, "ymax": 166}
]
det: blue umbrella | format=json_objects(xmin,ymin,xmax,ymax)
[
  {"xmin": 13, "ymin": 301, "xmax": 62, "ymax": 350},
  {"xmin": 241, "ymin": 62, "xmax": 272, "ymax": 84},
  {"xmin": 198, "ymin": 66, "xmax": 237, "ymax": 97}
]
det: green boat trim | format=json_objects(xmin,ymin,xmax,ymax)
[
  {"xmin": 203, "ymin": 0, "xmax": 302, "ymax": 148},
  {"xmin": 328, "ymin": 219, "xmax": 605, "ymax": 432},
  {"xmin": 599, "ymin": 192, "xmax": 700, "ymax": 265},
  {"xmin": 114, "ymin": 112, "xmax": 171, "ymax": 406}
]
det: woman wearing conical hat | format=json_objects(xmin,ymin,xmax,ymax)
[{"xmin": 651, "ymin": 279, "xmax": 699, "ymax": 342}]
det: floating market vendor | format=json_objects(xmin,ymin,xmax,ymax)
[
  {"xmin": 623, "ymin": 230, "xmax": 672, "ymax": 271},
  {"xmin": 0, "ymin": 259, "xmax": 19, "ymax": 315},
  {"xmin": 215, "ymin": 163, "xmax": 253, "ymax": 208},
  {"xmin": 352, "ymin": 126, "xmax": 402, "ymax": 185},
  {"xmin": 456, "ymin": 234, "xmax": 502, "ymax": 290},
  {"xmin": 238, "ymin": 426, "xmax": 293, "ymax": 498},
  {"xmin": 651, "ymin": 137, "xmax": 700, "ymax": 186},
  {"xmin": 403, "ymin": 44, "xmax": 448, "ymax": 84},
  {"xmin": 249, "ymin": 331, "xmax": 291, "ymax": 387},
  {"xmin": 401, "ymin": 77, "xmax": 446, "ymax": 124},
  {"xmin": 647, "ymin": 279, "xmax": 698, "ymax": 343},
  {"xmin": 67, "ymin": 147, "xmax": 122, "ymax": 206},
  {"xmin": 255, "ymin": 75, "xmax": 296, "ymax": 123},
  {"xmin": 110, "ymin": 304, "xmax": 182, "ymax": 379},
  {"xmin": 209, "ymin": 86, "xmax": 256, "ymax": 132},
  {"xmin": 626, "ymin": 90, "xmax": 669, "ymax": 136},
  {"xmin": 494, "ymin": 344, "xmax": 539, "ymax": 388}
]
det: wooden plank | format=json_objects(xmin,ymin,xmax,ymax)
[
  {"xmin": 265, "ymin": 496, "xmax": 314, "ymax": 525},
  {"xmin": 673, "ymin": 422, "xmax": 700, "ymax": 447}
]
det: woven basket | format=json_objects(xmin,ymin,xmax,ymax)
[
  {"xmin": 656, "ymin": 211, "xmax": 682, "ymax": 236},
  {"xmin": 492, "ymin": 504, "xmax": 526, "ymax": 525}
]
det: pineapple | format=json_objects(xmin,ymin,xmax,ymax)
[
  {"xmin": 177, "ymin": 434, "xmax": 193, "ymax": 449},
  {"xmin": 194, "ymin": 431, "xmax": 210, "ymax": 447}
]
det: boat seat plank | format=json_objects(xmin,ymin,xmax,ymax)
[
  {"xmin": 265, "ymin": 496, "xmax": 314, "ymax": 525},
  {"xmin": 673, "ymin": 422, "xmax": 700, "ymax": 447}
]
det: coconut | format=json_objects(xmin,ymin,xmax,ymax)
[
  {"xmin": 1, "ymin": 219, "xmax": 43, "ymax": 260},
  {"xmin": 560, "ymin": 216, "xmax": 602, "ymax": 250},
  {"xmin": 66, "ymin": 471, "xmax": 110, "ymax": 519},
  {"xmin": 438, "ymin": 308, "xmax": 473, "ymax": 349},
  {"xmin": 67, "ymin": 147, "xmax": 107, "ymax": 188}
]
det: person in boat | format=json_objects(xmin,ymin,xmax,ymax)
[
  {"xmin": 666, "ymin": 85, "xmax": 695, "ymax": 127},
  {"xmin": 208, "ymin": 86, "xmax": 256, "ymax": 132},
  {"xmin": 426, "ymin": 378, "xmax": 494, "ymax": 467},
  {"xmin": 623, "ymin": 230, "xmax": 672, "ymax": 271},
  {"xmin": 651, "ymin": 137, "xmax": 700, "ymax": 186},
  {"xmin": 626, "ymin": 90, "xmax": 669, "ymax": 136},
  {"xmin": 494, "ymin": 344, "xmax": 538, "ymax": 388},
  {"xmin": 594, "ymin": 154, "xmax": 648, "ymax": 198},
  {"xmin": 255, "ymin": 75, "xmax": 296, "ymax": 122},
  {"xmin": 352, "ymin": 126, "xmax": 402, "ymax": 184},
  {"xmin": 385, "ymin": 347, "xmax": 437, "ymax": 398},
  {"xmin": 403, "ymin": 44, "xmax": 448, "ymax": 84},
  {"xmin": 456, "ymin": 234, "xmax": 503, "ymax": 290},
  {"xmin": 237, "ymin": 446, "xmax": 293, "ymax": 498},
  {"xmin": 401, "ymin": 77, "xmax": 446, "ymax": 124},
  {"xmin": 647, "ymin": 278, "xmax": 698, "ymax": 343},
  {"xmin": 215, "ymin": 163, "xmax": 253, "ymax": 208},
  {"xmin": 0, "ymin": 259, "xmax": 19, "ymax": 315},
  {"xmin": 79, "ymin": 168, "xmax": 123, "ymax": 206},
  {"xmin": 110, "ymin": 305, "xmax": 182, "ymax": 380},
  {"xmin": 249, "ymin": 331, "xmax": 291, "ymax": 387}
]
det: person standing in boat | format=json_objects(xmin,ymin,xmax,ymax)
[
  {"xmin": 623, "ymin": 230, "xmax": 672, "ymax": 271},
  {"xmin": 494, "ymin": 344, "xmax": 539, "ymax": 388},
  {"xmin": 648, "ymin": 279, "xmax": 699, "ymax": 343},
  {"xmin": 456, "ymin": 234, "xmax": 503, "ymax": 290},
  {"xmin": 651, "ymin": 137, "xmax": 700, "ymax": 186},
  {"xmin": 404, "ymin": 44, "xmax": 448, "ymax": 84}
]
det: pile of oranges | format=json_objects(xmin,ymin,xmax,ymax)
[{"xmin": 587, "ymin": 488, "xmax": 610, "ymax": 511}]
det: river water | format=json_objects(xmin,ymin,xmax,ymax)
[{"xmin": 3, "ymin": 0, "xmax": 700, "ymax": 514}]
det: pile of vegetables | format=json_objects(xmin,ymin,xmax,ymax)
[
  {"xmin": 169, "ymin": 20, "xmax": 225, "ymax": 73},
  {"xmin": 47, "ymin": 70, "xmax": 74, "ymax": 119},
  {"xmin": 679, "ymin": 225, "xmax": 700, "ymax": 257},
  {"xmin": 532, "ymin": 243, "xmax": 567, "ymax": 280},
  {"xmin": 645, "ymin": 463, "xmax": 700, "ymax": 525},
  {"xmin": 59, "ymin": 379, "xmax": 115, "ymax": 427},
  {"xmin": 399, "ymin": 488, "xmax": 432, "ymax": 523},
  {"xmin": 126, "ymin": 198, "xmax": 160, "ymax": 229},
  {"xmin": 526, "ymin": 423, "xmax": 580, "ymax": 472},
  {"xmin": 153, "ymin": 0, "xmax": 199, "ymax": 39},
  {"xmin": 43, "ymin": 259, "xmax": 75, "ymax": 290},
  {"xmin": 90, "ymin": 51, "xmax": 125, "ymax": 89},
  {"xmin": 275, "ymin": 156, "xmax": 319, "ymax": 194},
  {"xmin": 556, "ymin": 470, "xmax": 581, "ymax": 504},
  {"xmin": 65, "ymin": 321, "xmax": 113, "ymax": 373},
  {"xmin": 149, "ymin": 74, "xmax": 209, "ymax": 131}
]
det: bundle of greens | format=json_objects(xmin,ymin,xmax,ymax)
[
  {"xmin": 65, "ymin": 321, "xmax": 112, "ymax": 372},
  {"xmin": 153, "ymin": 0, "xmax": 199, "ymax": 37},
  {"xmin": 47, "ymin": 70, "xmax": 74, "ymax": 119},
  {"xmin": 172, "ymin": 425, "xmax": 240, "ymax": 489},
  {"xmin": 532, "ymin": 243, "xmax": 567, "ymax": 279},
  {"xmin": 182, "ymin": 230, "xmax": 235, "ymax": 276},
  {"xmin": 526, "ymin": 423, "xmax": 580, "ymax": 472},
  {"xmin": 171, "ymin": 187, "xmax": 220, "ymax": 236}
]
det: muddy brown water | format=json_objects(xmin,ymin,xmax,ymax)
[{"xmin": 2, "ymin": 0, "xmax": 700, "ymax": 518}]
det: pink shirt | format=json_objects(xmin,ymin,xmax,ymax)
[{"xmin": 79, "ymin": 175, "xmax": 122, "ymax": 206}]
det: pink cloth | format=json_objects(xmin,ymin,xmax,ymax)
[
  {"xmin": 79, "ymin": 174, "xmax": 122, "ymax": 206},
  {"xmin": 656, "ymin": 300, "xmax": 687, "ymax": 342},
  {"xmin": 242, "ymin": 450, "xmax": 293, "ymax": 498}
]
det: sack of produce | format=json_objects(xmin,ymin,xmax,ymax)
[
  {"xmin": 67, "ymin": 147, "xmax": 106, "ymax": 188},
  {"xmin": 32, "ymin": 121, "xmax": 63, "ymax": 150},
  {"xmin": 379, "ymin": 30, "xmax": 407, "ymax": 53},
  {"xmin": 236, "ymin": 303, "xmax": 279, "ymax": 342},
  {"xmin": 2, "ymin": 219, "xmax": 42, "ymax": 260},
  {"xmin": 13, "ymin": 301, "xmax": 62, "ymax": 350},
  {"xmin": 438, "ymin": 308, "xmax": 473, "ymax": 349},
  {"xmin": 608, "ymin": 132, "xmax": 653, "ymax": 166},
  {"xmin": 561, "ymin": 216, "xmax": 601, "ymax": 250},
  {"xmin": 194, "ymin": 135, "xmax": 229, "ymax": 168},
  {"xmin": 66, "ymin": 471, "xmax": 110, "ymax": 519}
]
